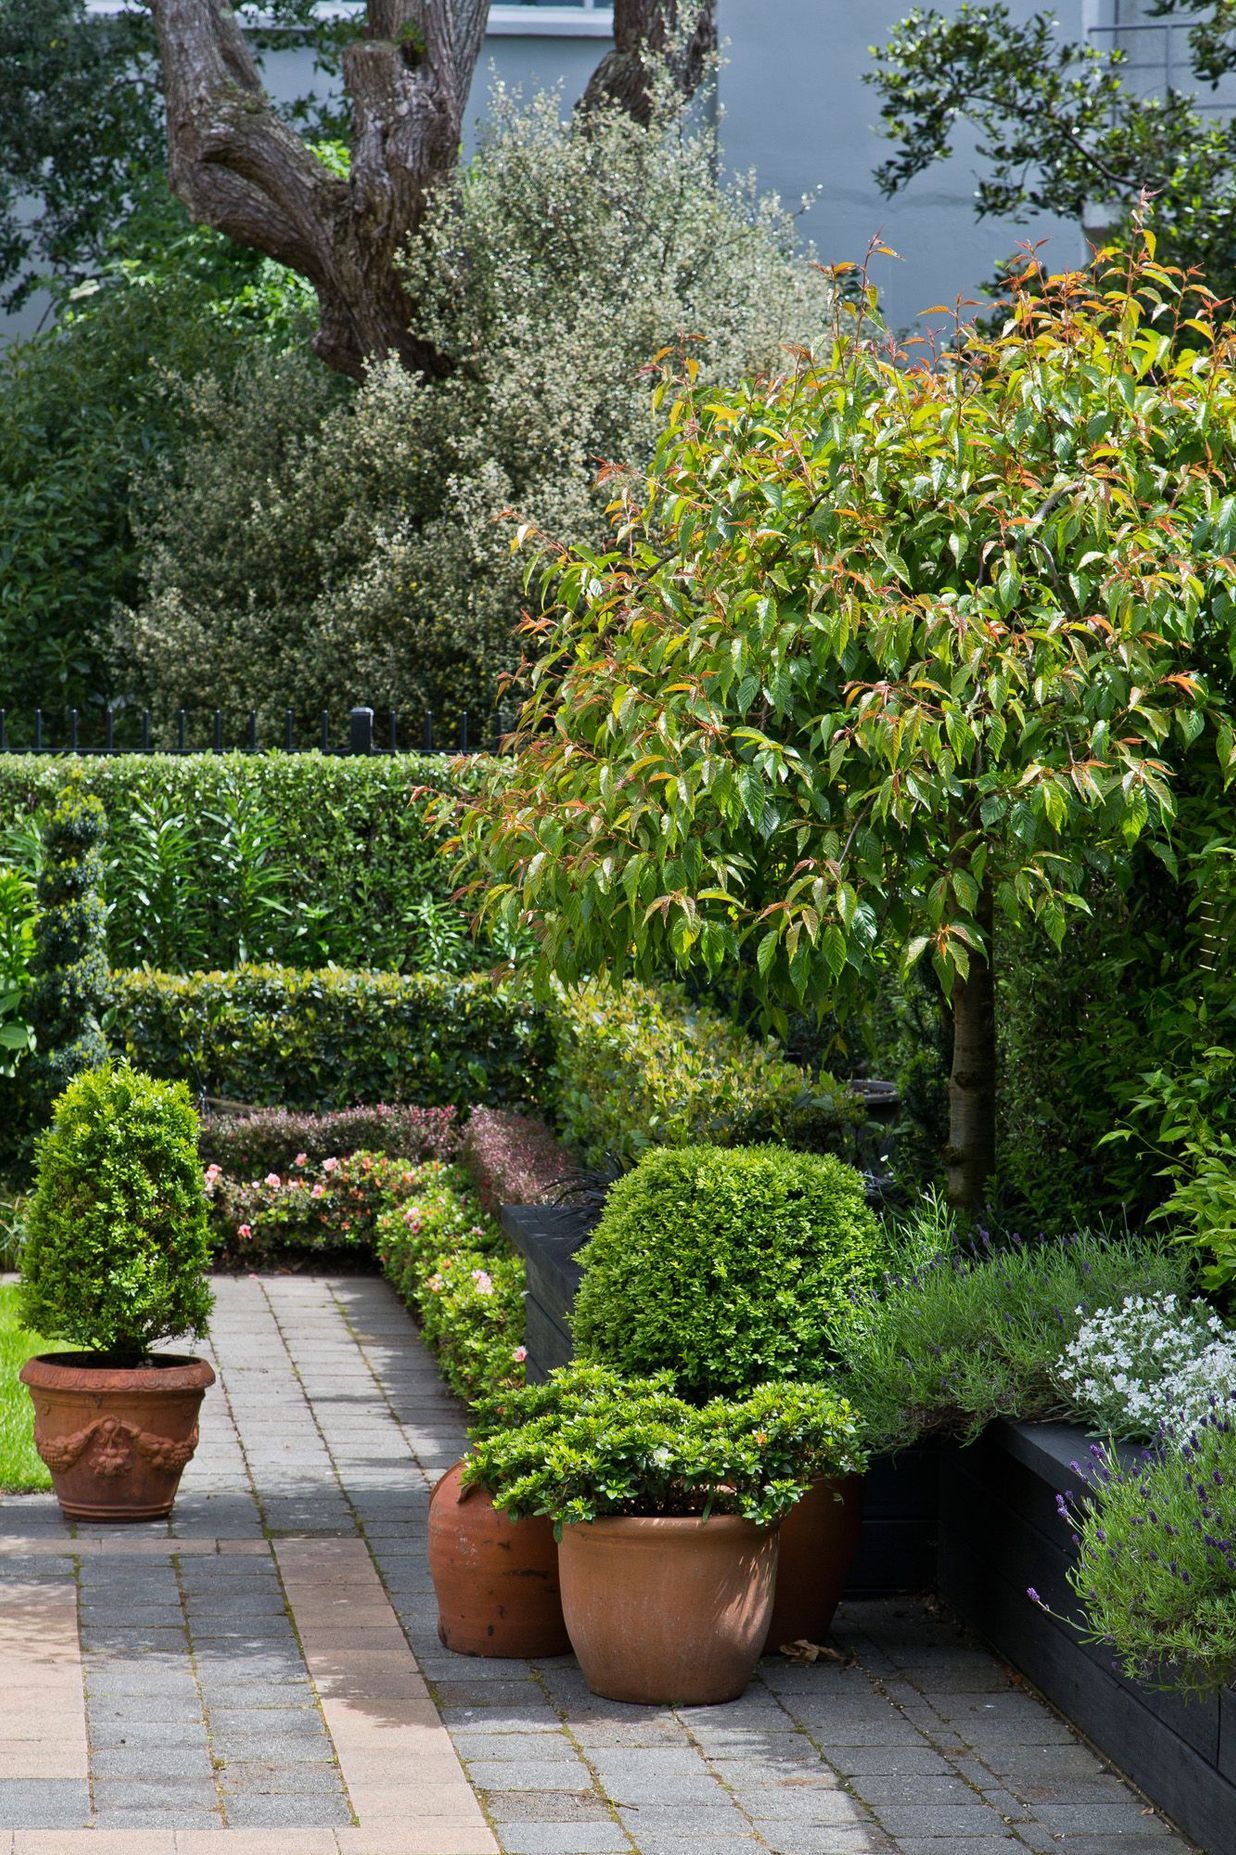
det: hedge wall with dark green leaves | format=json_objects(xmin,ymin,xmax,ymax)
[
  {"xmin": 108, "ymin": 966, "xmax": 551, "ymax": 1113},
  {"xmin": 0, "ymin": 753, "xmax": 490, "ymax": 974}
]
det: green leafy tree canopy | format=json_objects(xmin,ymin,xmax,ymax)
[{"xmin": 455, "ymin": 236, "xmax": 1236, "ymax": 1207}]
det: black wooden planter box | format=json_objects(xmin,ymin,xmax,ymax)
[
  {"xmin": 500, "ymin": 1203, "xmax": 939, "ymax": 1599},
  {"xmin": 939, "ymin": 1418, "xmax": 1236, "ymax": 1855}
]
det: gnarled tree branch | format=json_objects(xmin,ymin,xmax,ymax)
[{"xmin": 147, "ymin": 0, "xmax": 715, "ymax": 378}]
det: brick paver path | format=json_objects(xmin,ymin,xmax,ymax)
[{"xmin": 0, "ymin": 1275, "xmax": 1204, "ymax": 1855}]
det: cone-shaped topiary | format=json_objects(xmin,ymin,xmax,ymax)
[
  {"xmin": 571, "ymin": 1144, "xmax": 883, "ymax": 1400},
  {"xmin": 20, "ymin": 1064, "xmax": 214, "ymax": 1366},
  {"xmin": 25, "ymin": 780, "xmax": 108, "ymax": 1117}
]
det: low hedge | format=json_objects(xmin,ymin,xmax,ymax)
[
  {"xmin": 108, "ymin": 966, "xmax": 552, "ymax": 1112},
  {"xmin": 549, "ymin": 979, "xmax": 862, "ymax": 1168},
  {"xmin": 200, "ymin": 1103, "xmax": 460, "ymax": 1176}
]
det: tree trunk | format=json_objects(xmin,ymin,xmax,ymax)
[
  {"xmin": 147, "ymin": 0, "xmax": 719, "ymax": 378},
  {"xmin": 946, "ymin": 878, "xmax": 997, "ymax": 1212},
  {"xmin": 580, "ymin": 1, "xmax": 718, "ymax": 126}
]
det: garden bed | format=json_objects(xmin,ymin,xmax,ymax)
[{"xmin": 939, "ymin": 1418, "xmax": 1236, "ymax": 1855}]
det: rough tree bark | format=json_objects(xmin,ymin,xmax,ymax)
[
  {"xmin": 946, "ymin": 874, "xmax": 997, "ymax": 1213},
  {"xmin": 579, "ymin": 0, "xmax": 717, "ymax": 127},
  {"xmin": 146, "ymin": 0, "xmax": 718, "ymax": 379}
]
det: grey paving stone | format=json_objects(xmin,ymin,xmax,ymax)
[
  {"xmin": 485, "ymin": 1790, "xmax": 618, "ymax": 1823},
  {"xmin": 208, "ymin": 1729, "xmax": 335, "ymax": 1763},
  {"xmin": 1034, "ymin": 1802, "xmax": 1178, "ymax": 1833},
  {"xmin": 89, "ymin": 1719, "xmax": 212, "ymax": 1749},
  {"xmin": 89, "ymin": 1744, "xmax": 217, "ymax": 1780},
  {"xmin": 94, "ymin": 1809, "xmax": 226, "ymax": 1829},
  {"xmin": 891, "ymin": 1842, "xmax": 1019, "ymax": 1855},
  {"xmin": 0, "ymin": 1780, "xmax": 91, "ymax": 1828},
  {"xmin": 872, "ymin": 1804, "xmax": 1016, "ymax": 1837},
  {"xmin": 757, "ymin": 1832, "xmax": 887, "ymax": 1855},
  {"xmin": 223, "ymin": 1790, "xmax": 353, "ymax": 1827},
  {"xmin": 496, "ymin": 1825, "xmax": 631, "ymax": 1854},
  {"xmin": 91, "ymin": 1778, "xmax": 221, "ymax": 1810},
  {"xmin": 847, "ymin": 1774, "xmax": 987, "ymax": 1806},
  {"xmin": 451, "ymin": 1728, "xmax": 582, "ymax": 1761},
  {"xmin": 732, "ymin": 1787, "xmax": 870, "ymax": 1825},
  {"xmin": 468, "ymin": 1759, "xmax": 598, "ymax": 1791},
  {"xmin": 219, "ymin": 1760, "xmax": 346, "ymax": 1794}
]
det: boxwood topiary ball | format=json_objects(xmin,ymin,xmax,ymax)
[{"xmin": 571, "ymin": 1143, "xmax": 882, "ymax": 1399}]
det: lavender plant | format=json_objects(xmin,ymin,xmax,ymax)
[
  {"xmin": 836, "ymin": 1209, "xmax": 1197, "ymax": 1452},
  {"xmin": 1037, "ymin": 1411, "xmax": 1236, "ymax": 1696}
]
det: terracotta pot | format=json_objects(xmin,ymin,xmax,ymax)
[
  {"xmin": 20, "ymin": 1352, "xmax": 214, "ymax": 1522},
  {"xmin": 428, "ymin": 1461, "xmax": 571, "ymax": 1658},
  {"xmin": 762, "ymin": 1474, "xmax": 865, "ymax": 1653},
  {"xmin": 558, "ymin": 1513, "xmax": 778, "ymax": 1705}
]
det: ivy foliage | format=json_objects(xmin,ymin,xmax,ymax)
[
  {"xmin": 457, "ymin": 236, "xmax": 1235, "ymax": 1121},
  {"xmin": 572, "ymin": 1144, "xmax": 883, "ymax": 1399},
  {"xmin": 20, "ymin": 1064, "xmax": 213, "ymax": 1365}
]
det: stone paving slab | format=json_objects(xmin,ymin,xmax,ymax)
[{"xmin": 0, "ymin": 1272, "xmax": 1210, "ymax": 1854}]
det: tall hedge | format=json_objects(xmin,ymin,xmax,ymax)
[
  {"xmin": 107, "ymin": 965, "xmax": 551, "ymax": 1112},
  {"xmin": 24, "ymin": 785, "xmax": 109, "ymax": 1116},
  {"xmin": 0, "ymin": 753, "xmax": 488, "ymax": 973}
]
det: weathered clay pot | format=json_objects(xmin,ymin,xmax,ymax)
[
  {"xmin": 762, "ymin": 1474, "xmax": 865, "ymax": 1652},
  {"xmin": 20, "ymin": 1352, "xmax": 214, "ymax": 1522},
  {"xmin": 428, "ymin": 1461, "xmax": 571, "ymax": 1658},
  {"xmin": 558, "ymin": 1514, "xmax": 778, "ymax": 1705}
]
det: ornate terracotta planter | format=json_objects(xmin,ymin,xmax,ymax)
[
  {"xmin": 558, "ymin": 1513, "xmax": 778, "ymax": 1705},
  {"xmin": 428, "ymin": 1461, "xmax": 571, "ymax": 1658},
  {"xmin": 19, "ymin": 1352, "xmax": 214, "ymax": 1522},
  {"xmin": 763, "ymin": 1473, "xmax": 865, "ymax": 1652}
]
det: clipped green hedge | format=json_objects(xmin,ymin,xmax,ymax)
[
  {"xmin": 0, "ymin": 753, "xmax": 489, "ymax": 973},
  {"xmin": 108, "ymin": 965, "xmax": 551, "ymax": 1112},
  {"xmin": 549, "ymin": 979, "xmax": 862, "ymax": 1168}
]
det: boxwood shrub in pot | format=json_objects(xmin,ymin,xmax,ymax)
[
  {"xmin": 19, "ymin": 1064, "xmax": 215, "ymax": 1522},
  {"xmin": 463, "ymin": 1367, "xmax": 865, "ymax": 1704},
  {"xmin": 571, "ymin": 1144, "xmax": 882, "ymax": 1644}
]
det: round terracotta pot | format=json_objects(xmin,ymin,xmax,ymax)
[
  {"xmin": 762, "ymin": 1474, "xmax": 865, "ymax": 1653},
  {"xmin": 558, "ymin": 1513, "xmax": 778, "ymax": 1705},
  {"xmin": 19, "ymin": 1352, "xmax": 214, "ymax": 1522},
  {"xmin": 428, "ymin": 1461, "xmax": 571, "ymax": 1658}
]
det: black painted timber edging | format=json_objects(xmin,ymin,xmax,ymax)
[
  {"xmin": 499, "ymin": 1201, "xmax": 940, "ymax": 1600},
  {"xmin": 940, "ymin": 1419, "xmax": 1236, "ymax": 1855}
]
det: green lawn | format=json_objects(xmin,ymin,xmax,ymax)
[{"xmin": 0, "ymin": 1284, "xmax": 50, "ymax": 1492}]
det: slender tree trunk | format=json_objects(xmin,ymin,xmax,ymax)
[
  {"xmin": 580, "ymin": 0, "xmax": 717, "ymax": 125},
  {"xmin": 946, "ymin": 876, "xmax": 997, "ymax": 1212}
]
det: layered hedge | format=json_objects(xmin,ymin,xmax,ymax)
[
  {"xmin": 0, "ymin": 753, "xmax": 487, "ymax": 973},
  {"xmin": 108, "ymin": 966, "xmax": 551, "ymax": 1112},
  {"xmin": 549, "ymin": 979, "xmax": 862, "ymax": 1167}
]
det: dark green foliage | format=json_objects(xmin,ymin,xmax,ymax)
[
  {"xmin": 20, "ymin": 1063, "xmax": 213, "ymax": 1364},
  {"xmin": 462, "ymin": 1367, "xmax": 866, "ymax": 1531},
  {"xmin": 835, "ymin": 1203, "xmax": 1200, "ymax": 1454},
  {"xmin": 24, "ymin": 785, "xmax": 108, "ymax": 1120},
  {"xmin": 0, "ymin": 754, "xmax": 497, "ymax": 973},
  {"xmin": 107, "ymin": 965, "xmax": 552, "ymax": 1113},
  {"xmin": 549, "ymin": 980, "xmax": 861, "ymax": 1170},
  {"xmin": 572, "ymin": 1144, "xmax": 884, "ymax": 1400}
]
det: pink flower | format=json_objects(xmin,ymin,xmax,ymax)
[
  {"xmin": 427, "ymin": 1273, "xmax": 444, "ymax": 1293},
  {"xmin": 471, "ymin": 1269, "xmax": 494, "ymax": 1296},
  {"xmin": 512, "ymin": 1345, "xmax": 528, "ymax": 1363},
  {"xmin": 310, "ymin": 1183, "xmax": 326, "ymax": 1199},
  {"xmin": 238, "ymin": 1223, "xmax": 252, "ymax": 1239},
  {"xmin": 265, "ymin": 1172, "xmax": 281, "ymax": 1189},
  {"xmin": 323, "ymin": 1157, "xmax": 340, "ymax": 1173},
  {"xmin": 294, "ymin": 1152, "xmax": 308, "ymax": 1168},
  {"xmin": 204, "ymin": 1163, "xmax": 222, "ymax": 1181}
]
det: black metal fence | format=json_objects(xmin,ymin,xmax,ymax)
[{"xmin": 0, "ymin": 704, "xmax": 508, "ymax": 757}]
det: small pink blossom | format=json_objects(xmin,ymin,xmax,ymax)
[
  {"xmin": 294, "ymin": 1152, "xmax": 308, "ymax": 1168},
  {"xmin": 427, "ymin": 1273, "xmax": 444, "ymax": 1293},
  {"xmin": 238, "ymin": 1223, "xmax": 252, "ymax": 1239},
  {"xmin": 323, "ymin": 1157, "xmax": 340, "ymax": 1173},
  {"xmin": 310, "ymin": 1183, "xmax": 326, "ymax": 1199},
  {"xmin": 204, "ymin": 1163, "xmax": 222, "ymax": 1181},
  {"xmin": 471, "ymin": 1269, "xmax": 494, "ymax": 1296},
  {"xmin": 265, "ymin": 1172, "xmax": 281, "ymax": 1189},
  {"xmin": 512, "ymin": 1345, "xmax": 528, "ymax": 1363}
]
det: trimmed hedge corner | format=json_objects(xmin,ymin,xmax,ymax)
[
  {"xmin": 109, "ymin": 966, "xmax": 552, "ymax": 1112},
  {"xmin": 549, "ymin": 979, "xmax": 862, "ymax": 1167},
  {"xmin": 200, "ymin": 1103, "xmax": 460, "ymax": 1176}
]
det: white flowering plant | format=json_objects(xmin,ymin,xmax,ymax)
[{"xmin": 1052, "ymin": 1293, "xmax": 1236, "ymax": 1441}]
